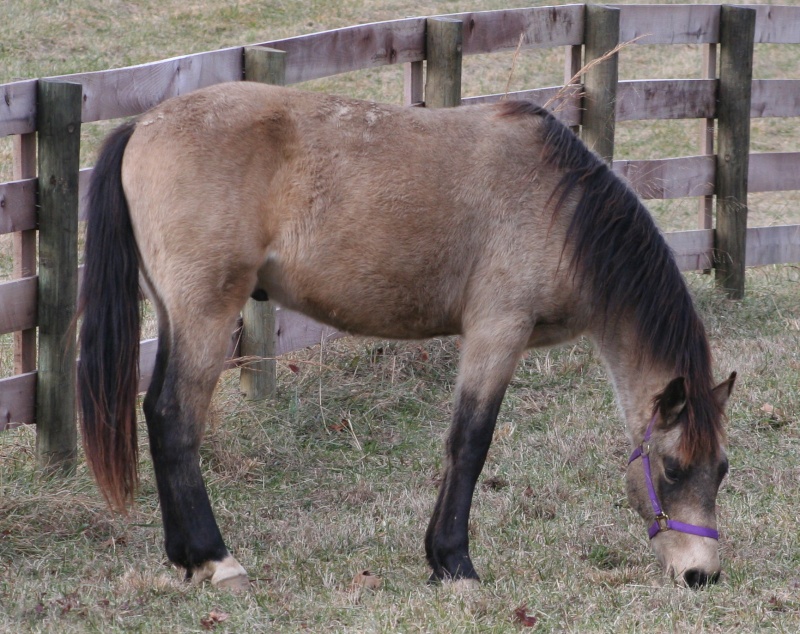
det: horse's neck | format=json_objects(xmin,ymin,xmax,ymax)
[{"xmin": 592, "ymin": 321, "xmax": 673, "ymax": 446}]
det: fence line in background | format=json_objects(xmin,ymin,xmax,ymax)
[{"xmin": 1, "ymin": 5, "xmax": 799, "ymax": 470}]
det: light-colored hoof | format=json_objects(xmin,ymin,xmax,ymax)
[
  {"xmin": 193, "ymin": 555, "xmax": 250, "ymax": 592},
  {"xmin": 214, "ymin": 573, "xmax": 250, "ymax": 592},
  {"xmin": 447, "ymin": 578, "xmax": 480, "ymax": 594}
]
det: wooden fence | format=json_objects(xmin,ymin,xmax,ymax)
[{"xmin": 1, "ymin": 4, "xmax": 799, "ymax": 473}]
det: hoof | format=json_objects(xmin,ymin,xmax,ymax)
[
  {"xmin": 447, "ymin": 578, "xmax": 480, "ymax": 594},
  {"xmin": 192, "ymin": 555, "xmax": 250, "ymax": 592},
  {"xmin": 214, "ymin": 573, "xmax": 250, "ymax": 593},
  {"xmin": 427, "ymin": 570, "xmax": 481, "ymax": 586}
]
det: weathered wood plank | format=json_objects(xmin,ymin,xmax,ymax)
[
  {"xmin": 615, "ymin": 4, "xmax": 798, "ymax": 45},
  {"xmin": 665, "ymin": 229, "xmax": 714, "ymax": 272},
  {"xmin": 268, "ymin": 7, "xmax": 585, "ymax": 84},
  {"xmin": 275, "ymin": 308, "xmax": 344, "ymax": 358},
  {"xmin": 715, "ymin": 6, "xmax": 756, "ymax": 299},
  {"xmin": 749, "ymin": 152, "xmax": 800, "ymax": 194},
  {"xmin": 263, "ymin": 18, "xmax": 426, "ymax": 85},
  {"xmin": 747, "ymin": 5, "xmax": 800, "ymax": 44},
  {"xmin": 0, "ymin": 276, "xmax": 37, "ymax": 335},
  {"xmin": 582, "ymin": 5, "xmax": 620, "ymax": 164},
  {"xmin": 698, "ymin": 43, "xmax": 716, "ymax": 237},
  {"xmin": 616, "ymin": 79, "xmax": 715, "ymax": 121},
  {"xmin": 78, "ymin": 167, "xmax": 92, "ymax": 221},
  {"xmin": 59, "ymin": 48, "xmax": 243, "ymax": 125},
  {"xmin": 615, "ymin": 5, "xmax": 800, "ymax": 46},
  {"xmin": 12, "ymin": 132, "xmax": 37, "ymax": 374},
  {"xmin": 612, "ymin": 155, "xmax": 715, "ymax": 200},
  {"xmin": 0, "ymin": 177, "xmax": 37, "ymax": 234},
  {"xmin": 453, "ymin": 4, "xmax": 584, "ymax": 54},
  {"xmin": 461, "ymin": 84, "xmax": 582, "ymax": 127},
  {"xmin": 564, "ymin": 43, "xmax": 583, "ymax": 134},
  {"xmin": 616, "ymin": 4, "xmax": 718, "ymax": 45},
  {"xmin": 746, "ymin": 224, "xmax": 800, "ymax": 266},
  {"xmin": 0, "ymin": 372, "xmax": 36, "ymax": 428},
  {"xmin": 137, "ymin": 339, "xmax": 158, "ymax": 394},
  {"xmin": 0, "ymin": 80, "xmax": 37, "ymax": 136},
  {"xmin": 0, "ymin": 50, "xmax": 242, "ymax": 134},
  {"xmin": 750, "ymin": 79, "xmax": 800, "ymax": 118},
  {"xmin": 404, "ymin": 61, "xmax": 424, "ymax": 106},
  {"xmin": 36, "ymin": 81, "xmax": 82, "ymax": 472}
]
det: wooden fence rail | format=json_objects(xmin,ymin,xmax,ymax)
[{"xmin": 1, "ymin": 5, "xmax": 800, "ymax": 470}]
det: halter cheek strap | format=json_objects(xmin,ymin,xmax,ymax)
[{"xmin": 628, "ymin": 415, "xmax": 719, "ymax": 541}]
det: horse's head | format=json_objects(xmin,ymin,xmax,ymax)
[{"xmin": 625, "ymin": 373, "xmax": 736, "ymax": 587}]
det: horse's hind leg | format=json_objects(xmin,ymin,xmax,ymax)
[
  {"xmin": 425, "ymin": 321, "xmax": 531, "ymax": 583},
  {"xmin": 142, "ymin": 294, "xmax": 250, "ymax": 590}
]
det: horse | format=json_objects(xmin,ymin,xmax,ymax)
[{"xmin": 78, "ymin": 81, "xmax": 735, "ymax": 591}]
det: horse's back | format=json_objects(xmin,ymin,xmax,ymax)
[{"xmin": 122, "ymin": 82, "xmax": 578, "ymax": 339}]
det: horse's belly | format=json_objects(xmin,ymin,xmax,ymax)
[{"xmin": 257, "ymin": 256, "xmax": 461, "ymax": 340}]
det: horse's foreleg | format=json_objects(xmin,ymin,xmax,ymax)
[
  {"xmin": 143, "ymin": 317, "xmax": 248, "ymax": 591},
  {"xmin": 425, "ymin": 325, "xmax": 529, "ymax": 582}
]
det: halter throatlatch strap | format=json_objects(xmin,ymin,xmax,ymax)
[{"xmin": 628, "ymin": 415, "xmax": 719, "ymax": 541}]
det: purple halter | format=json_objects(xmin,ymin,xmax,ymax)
[{"xmin": 628, "ymin": 415, "xmax": 719, "ymax": 540}]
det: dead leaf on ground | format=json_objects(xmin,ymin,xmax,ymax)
[
  {"xmin": 482, "ymin": 476, "xmax": 509, "ymax": 491},
  {"xmin": 513, "ymin": 603, "xmax": 537, "ymax": 627},
  {"xmin": 201, "ymin": 608, "xmax": 230, "ymax": 630},
  {"xmin": 349, "ymin": 569, "xmax": 382, "ymax": 592},
  {"xmin": 758, "ymin": 403, "xmax": 789, "ymax": 429}
]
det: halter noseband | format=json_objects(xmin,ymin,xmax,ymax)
[{"xmin": 628, "ymin": 415, "xmax": 719, "ymax": 540}]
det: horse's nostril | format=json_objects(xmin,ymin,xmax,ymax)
[{"xmin": 682, "ymin": 568, "xmax": 720, "ymax": 588}]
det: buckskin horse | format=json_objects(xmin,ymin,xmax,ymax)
[{"xmin": 78, "ymin": 82, "xmax": 735, "ymax": 590}]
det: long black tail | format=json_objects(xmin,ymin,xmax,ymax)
[{"xmin": 77, "ymin": 120, "xmax": 141, "ymax": 512}]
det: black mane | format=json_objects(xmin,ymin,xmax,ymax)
[{"xmin": 500, "ymin": 100, "xmax": 724, "ymax": 461}]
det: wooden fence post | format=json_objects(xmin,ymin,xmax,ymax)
[
  {"xmin": 714, "ymin": 6, "xmax": 755, "ymax": 299},
  {"xmin": 36, "ymin": 80, "xmax": 82, "ymax": 473},
  {"xmin": 698, "ymin": 43, "xmax": 717, "ymax": 234},
  {"xmin": 12, "ymin": 133, "xmax": 37, "ymax": 374},
  {"xmin": 239, "ymin": 47, "xmax": 285, "ymax": 401},
  {"xmin": 582, "ymin": 5, "xmax": 620, "ymax": 165},
  {"xmin": 404, "ymin": 61, "xmax": 424, "ymax": 106},
  {"xmin": 564, "ymin": 44, "xmax": 583, "ymax": 135},
  {"xmin": 425, "ymin": 18, "xmax": 463, "ymax": 108}
]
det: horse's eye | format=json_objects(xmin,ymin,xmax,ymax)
[{"xmin": 663, "ymin": 458, "xmax": 682, "ymax": 483}]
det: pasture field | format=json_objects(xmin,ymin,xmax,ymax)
[{"xmin": 1, "ymin": 0, "xmax": 799, "ymax": 632}]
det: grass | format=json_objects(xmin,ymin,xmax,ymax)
[
  {"xmin": 2, "ymin": 269, "xmax": 799, "ymax": 632},
  {"xmin": 2, "ymin": 0, "xmax": 800, "ymax": 632}
]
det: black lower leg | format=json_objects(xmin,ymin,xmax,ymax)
[
  {"xmin": 426, "ymin": 389, "xmax": 505, "ymax": 582},
  {"xmin": 143, "ymin": 354, "xmax": 229, "ymax": 576}
]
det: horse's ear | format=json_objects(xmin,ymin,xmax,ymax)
[
  {"xmin": 713, "ymin": 371, "xmax": 737, "ymax": 408},
  {"xmin": 656, "ymin": 376, "xmax": 687, "ymax": 427}
]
